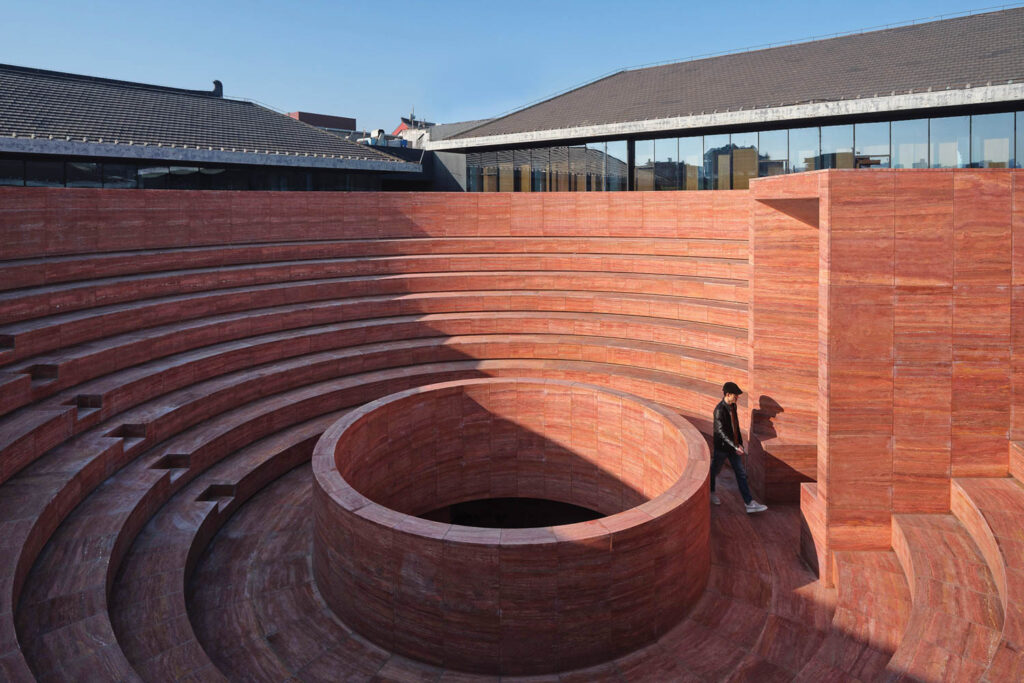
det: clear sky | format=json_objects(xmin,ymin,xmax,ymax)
[{"xmin": 2, "ymin": 0, "xmax": 1019, "ymax": 131}]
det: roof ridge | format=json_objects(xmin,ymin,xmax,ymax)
[
  {"xmin": 624, "ymin": 3, "xmax": 1024, "ymax": 74},
  {"xmin": 454, "ymin": 3, "xmax": 1024, "ymax": 137},
  {"xmin": 0, "ymin": 62, "xmax": 224, "ymax": 99}
]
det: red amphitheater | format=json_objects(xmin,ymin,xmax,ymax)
[
  {"xmin": 3, "ymin": 8, "xmax": 1024, "ymax": 681},
  {"xmin": 1, "ymin": 169, "xmax": 1023, "ymax": 682}
]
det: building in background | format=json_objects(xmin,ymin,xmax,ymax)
[
  {"xmin": 0, "ymin": 64, "xmax": 419, "ymax": 191},
  {"xmin": 427, "ymin": 7, "xmax": 1024, "ymax": 191}
]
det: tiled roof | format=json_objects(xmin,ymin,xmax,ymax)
[
  {"xmin": 0, "ymin": 63, "xmax": 404, "ymax": 165},
  {"xmin": 453, "ymin": 7, "xmax": 1024, "ymax": 140},
  {"xmin": 429, "ymin": 118, "xmax": 492, "ymax": 141}
]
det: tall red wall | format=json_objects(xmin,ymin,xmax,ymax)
[
  {"xmin": 748, "ymin": 169, "xmax": 1024, "ymax": 581},
  {"xmin": 0, "ymin": 190, "xmax": 752, "ymax": 259}
]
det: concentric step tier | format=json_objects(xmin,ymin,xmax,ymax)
[
  {"xmin": 951, "ymin": 473, "xmax": 1024, "ymax": 681},
  {"xmin": 0, "ymin": 203, "xmax": 752, "ymax": 682}
]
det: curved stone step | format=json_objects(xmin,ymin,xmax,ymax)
[
  {"xmin": 890, "ymin": 513, "xmax": 1002, "ymax": 680},
  {"xmin": 952, "ymin": 477, "xmax": 1024, "ymax": 681}
]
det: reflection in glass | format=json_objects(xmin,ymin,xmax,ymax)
[
  {"xmin": 678, "ymin": 137, "xmax": 702, "ymax": 190},
  {"xmin": 731, "ymin": 132, "xmax": 757, "ymax": 189},
  {"xmin": 465, "ymin": 152, "xmax": 483, "ymax": 192},
  {"xmin": 497, "ymin": 150, "xmax": 514, "ymax": 192},
  {"xmin": 929, "ymin": 116, "xmax": 969, "ymax": 168},
  {"xmin": 854, "ymin": 122, "xmax": 889, "ymax": 168},
  {"xmin": 704, "ymin": 134, "xmax": 730, "ymax": 189},
  {"xmin": 568, "ymin": 146, "xmax": 586, "ymax": 191},
  {"xmin": 550, "ymin": 147, "xmax": 569, "ymax": 191},
  {"xmin": 0, "ymin": 158, "xmax": 25, "ymax": 186},
  {"xmin": 820, "ymin": 125, "xmax": 853, "ymax": 169},
  {"xmin": 789, "ymin": 127, "xmax": 819, "ymax": 173},
  {"xmin": 1017, "ymin": 112, "xmax": 1022, "ymax": 169},
  {"xmin": 758, "ymin": 130, "xmax": 787, "ymax": 176},
  {"xmin": 586, "ymin": 142, "xmax": 605, "ymax": 191},
  {"xmin": 892, "ymin": 119, "xmax": 928, "ymax": 168},
  {"xmin": 514, "ymin": 149, "xmax": 532, "ymax": 192},
  {"xmin": 66, "ymin": 161, "xmax": 102, "ymax": 187},
  {"xmin": 25, "ymin": 160, "xmax": 64, "ymax": 187},
  {"xmin": 605, "ymin": 141, "xmax": 628, "ymax": 191},
  {"xmin": 635, "ymin": 140, "xmax": 655, "ymax": 191},
  {"xmin": 532, "ymin": 147, "xmax": 550, "ymax": 191},
  {"xmin": 480, "ymin": 152, "xmax": 498, "ymax": 192},
  {"xmin": 971, "ymin": 112, "xmax": 1014, "ymax": 168},
  {"xmin": 103, "ymin": 163, "xmax": 138, "ymax": 189},
  {"xmin": 654, "ymin": 137, "xmax": 679, "ymax": 190}
]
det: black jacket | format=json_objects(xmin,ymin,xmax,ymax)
[{"xmin": 713, "ymin": 399, "xmax": 743, "ymax": 453}]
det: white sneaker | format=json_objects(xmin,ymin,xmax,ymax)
[
  {"xmin": 745, "ymin": 500, "xmax": 768, "ymax": 514},
  {"xmin": 710, "ymin": 493, "xmax": 721, "ymax": 505}
]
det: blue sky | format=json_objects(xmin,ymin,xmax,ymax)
[{"xmin": 2, "ymin": 1, "xmax": 1017, "ymax": 131}]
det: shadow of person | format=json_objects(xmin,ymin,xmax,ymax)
[{"xmin": 751, "ymin": 395, "xmax": 783, "ymax": 440}]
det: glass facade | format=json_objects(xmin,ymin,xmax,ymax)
[
  {"xmin": 971, "ymin": 112, "xmax": 1014, "ymax": 168},
  {"xmin": 855, "ymin": 122, "xmax": 890, "ymax": 168},
  {"xmin": 0, "ymin": 155, "xmax": 380, "ymax": 190},
  {"xmin": 464, "ymin": 111, "xmax": 1024, "ymax": 191},
  {"xmin": 819, "ymin": 125, "xmax": 853, "ymax": 169},
  {"xmin": 634, "ymin": 140, "xmax": 655, "ymax": 191},
  {"xmin": 891, "ymin": 119, "xmax": 928, "ymax": 169},
  {"xmin": 929, "ymin": 116, "xmax": 969, "ymax": 168}
]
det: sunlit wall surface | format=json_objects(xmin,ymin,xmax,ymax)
[{"xmin": 464, "ymin": 111, "xmax": 1023, "ymax": 191}]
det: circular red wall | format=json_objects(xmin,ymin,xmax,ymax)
[{"xmin": 312, "ymin": 378, "xmax": 710, "ymax": 675}]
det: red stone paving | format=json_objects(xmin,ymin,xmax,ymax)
[{"xmin": 0, "ymin": 173, "xmax": 1022, "ymax": 680}]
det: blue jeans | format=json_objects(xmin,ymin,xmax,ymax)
[{"xmin": 710, "ymin": 448, "xmax": 753, "ymax": 504}]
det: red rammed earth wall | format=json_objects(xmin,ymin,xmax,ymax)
[
  {"xmin": 2, "ymin": 171, "xmax": 1021, "ymax": 587},
  {"xmin": 748, "ymin": 169, "xmax": 1024, "ymax": 583}
]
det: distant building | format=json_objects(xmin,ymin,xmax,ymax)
[
  {"xmin": 0, "ymin": 64, "xmax": 419, "ymax": 190},
  {"xmin": 288, "ymin": 111, "xmax": 358, "ymax": 136},
  {"xmin": 427, "ymin": 7, "xmax": 1024, "ymax": 191}
]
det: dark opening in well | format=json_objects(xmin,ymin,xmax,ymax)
[{"xmin": 419, "ymin": 497, "xmax": 604, "ymax": 528}]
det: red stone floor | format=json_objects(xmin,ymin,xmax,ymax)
[{"xmin": 177, "ymin": 464, "xmax": 909, "ymax": 682}]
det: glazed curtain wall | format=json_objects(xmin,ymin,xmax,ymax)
[{"xmin": 466, "ymin": 110, "xmax": 1024, "ymax": 192}]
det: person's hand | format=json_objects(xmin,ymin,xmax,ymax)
[{"xmin": 736, "ymin": 446, "xmax": 745, "ymax": 455}]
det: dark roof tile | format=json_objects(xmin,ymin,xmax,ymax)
[
  {"xmin": 454, "ymin": 8, "xmax": 1024, "ymax": 140},
  {"xmin": 0, "ymin": 63, "xmax": 404, "ymax": 164}
]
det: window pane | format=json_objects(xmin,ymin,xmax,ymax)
[
  {"xmin": 758, "ymin": 130, "xmax": 787, "ymax": 177},
  {"xmin": 1017, "ymin": 112, "xmax": 1023, "ymax": 169},
  {"xmin": 788, "ymin": 127, "xmax": 819, "ymax": 173},
  {"xmin": 511, "ymin": 149, "xmax": 529, "ymax": 192},
  {"xmin": 929, "ymin": 116, "xmax": 969, "ymax": 168},
  {"xmin": 731, "ymin": 132, "xmax": 757, "ymax": 189},
  {"xmin": 605, "ymin": 141, "xmax": 627, "ymax": 191},
  {"xmin": 65, "ymin": 161, "xmax": 102, "ymax": 188},
  {"xmin": 569, "ymin": 146, "xmax": 589, "ymax": 191},
  {"xmin": 102, "ymin": 163, "xmax": 138, "ymax": 188},
  {"xmin": 466, "ymin": 152, "xmax": 482, "ymax": 192},
  {"xmin": 25, "ymin": 159, "xmax": 64, "ymax": 187},
  {"xmin": 496, "ymin": 150, "xmax": 514, "ymax": 192},
  {"xmin": 531, "ymin": 147, "xmax": 549, "ymax": 192},
  {"xmin": 820, "ymin": 125, "xmax": 853, "ymax": 169},
  {"xmin": 891, "ymin": 119, "xmax": 928, "ymax": 169},
  {"xmin": 704, "ymin": 134, "xmax": 730, "ymax": 189},
  {"xmin": 635, "ymin": 140, "xmax": 655, "ymax": 191},
  {"xmin": 971, "ymin": 112, "xmax": 1014, "ymax": 168},
  {"xmin": 678, "ymin": 137, "xmax": 702, "ymax": 190},
  {"xmin": 854, "ymin": 122, "xmax": 889, "ymax": 168},
  {"xmin": 550, "ymin": 147, "xmax": 569, "ymax": 191},
  {"xmin": 653, "ymin": 138, "xmax": 679, "ymax": 190},
  {"xmin": 0, "ymin": 158, "xmax": 25, "ymax": 186},
  {"xmin": 481, "ymin": 152, "xmax": 498, "ymax": 192},
  {"xmin": 584, "ymin": 142, "xmax": 605, "ymax": 191}
]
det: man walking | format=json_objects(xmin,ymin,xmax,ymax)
[{"xmin": 711, "ymin": 382, "xmax": 767, "ymax": 514}]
